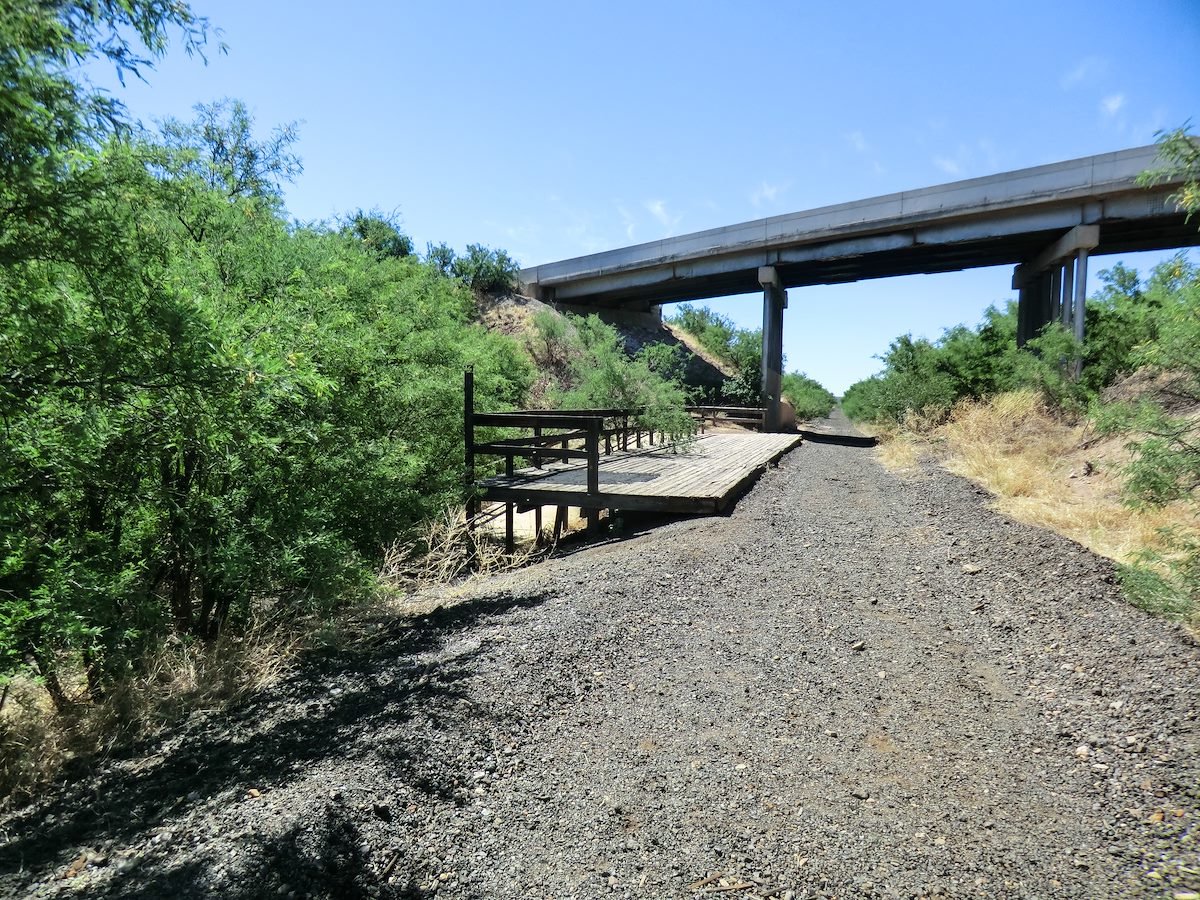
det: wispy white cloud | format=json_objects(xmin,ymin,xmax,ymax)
[
  {"xmin": 644, "ymin": 198, "xmax": 682, "ymax": 231},
  {"xmin": 976, "ymin": 137, "xmax": 1000, "ymax": 171},
  {"xmin": 750, "ymin": 180, "xmax": 788, "ymax": 208},
  {"xmin": 615, "ymin": 203, "xmax": 637, "ymax": 241},
  {"xmin": 933, "ymin": 156, "xmax": 962, "ymax": 176},
  {"xmin": 1101, "ymin": 93, "xmax": 1126, "ymax": 117},
  {"xmin": 845, "ymin": 130, "xmax": 869, "ymax": 153},
  {"xmin": 1061, "ymin": 56, "xmax": 1107, "ymax": 90},
  {"xmin": 547, "ymin": 193, "xmax": 610, "ymax": 256}
]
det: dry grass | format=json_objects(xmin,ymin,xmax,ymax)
[
  {"xmin": 379, "ymin": 505, "xmax": 551, "ymax": 589},
  {"xmin": 868, "ymin": 425, "xmax": 926, "ymax": 472},
  {"xmin": 0, "ymin": 504, "xmax": 553, "ymax": 803},
  {"xmin": 873, "ymin": 390, "xmax": 1200, "ymax": 583},
  {"xmin": 937, "ymin": 391, "xmax": 1198, "ymax": 568},
  {"xmin": 0, "ymin": 612, "xmax": 312, "ymax": 803}
]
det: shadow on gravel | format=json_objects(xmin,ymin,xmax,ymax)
[
  {"xmin": 0, "ymin": 590, "xmax": 550, "ymax": 897},
  {"xmin": 112, "ymin": 806, "xmax": 426, "ymax": 900},
  {"xmin": 798, "ymin": 429, "xmax": 877, "ymax": 448}
]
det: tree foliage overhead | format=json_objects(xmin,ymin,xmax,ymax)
[
  {"xmin": 0, "ymin": 1, "xmax": 215, "ymax": 265},
  {"xmin": 160, "ymin": 98, "xmax": 301, "ymax": 204},
  {"xmin": 1138, "ymin": 124, "xmax": 1200, "ymax": 222}
]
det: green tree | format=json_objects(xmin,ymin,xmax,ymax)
[
  {"xmin": 1138, "ymin": 124, "xmax": 1200, "ymax": 221},
  {"xmin": 0, "ymin": 104, "xmax": 534, "ymax": 701},
  {"xmin": 668, "ymin": 303, "xmax": 765, "ymax": 403},
  {"xmin": 160, "ymin": 98, "xmax": 301, "ymax": 204},
  {"xmin": 781, "ymin": 372, "xmax": 836, "ymax": 420},
  {"xmin": 343, "ymin": 210, "xmax": 415, "ymax": 259},
  {"xmin": 532, "ymin": 313, "xmax": 695, "ymax": 440},
  {"xmin": 0, "ymin": 0, "xmax": 214, "ymax": 268},
  {"xmin": 451, "ymin": 244, "xmax": 520, "ymax": 294}
]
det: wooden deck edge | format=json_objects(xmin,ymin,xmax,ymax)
[
  {"xmin": 481, "ymin": 486, "xmax": 717, "ymax": 515},
  {"xmin": 714, "ymin": 434, "xmax": 803, "ymax": 512}
]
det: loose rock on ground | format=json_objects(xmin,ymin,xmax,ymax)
[{"xmin": 2, "ymin": 412, "xmax": 1196, "ymax": 899}]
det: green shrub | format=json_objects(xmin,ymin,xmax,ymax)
[
  {"xmin": 781, "ymin": 372, "xmax": 836, "ymax": 420},
  {"xmin": 0, "ymin": 115, "xmax": 533, "ymax": 699},
  {"xmin": 451, "ymin": 244, "xmax": 520, "ymax": 294},
  {"xmin": 342, "ymin": 209, "xmax": 414, "ymax": 259},
  {"xmin": 532, "ymin": 313, "xmax": 695, "ymax": 441}
]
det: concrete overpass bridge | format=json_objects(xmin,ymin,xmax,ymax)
[{"xmin": 519, "ymin": 145, "xmax": 1198, "ymax": 430}]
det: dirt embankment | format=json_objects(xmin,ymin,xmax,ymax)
[
  {"xmin": 476, "ymin": 293, "xmax": 731, "ymax": 395},
  {"xmin": 2, "ymin": 412, "xmax": 1197, "ymax": 899}
]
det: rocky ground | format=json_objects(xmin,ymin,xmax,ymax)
[{"xmin": 2, "ymin": 413, "xmax": 1197, "ymax": 899}]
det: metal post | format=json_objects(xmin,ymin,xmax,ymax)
[
  {"xmin": 586, "ymin": 419, "xmax": 600, "ymax": 496},
  {"xmin": 1049, "ymin": 266, "xmax": 1062, "ymax": 324},
  {"xmin": 464, "ymin": 368, "xmax": 476, "ymax": 522},
  {"xmin": 505, "ymin": 502, "xmax": 514, "ymax": 554}
]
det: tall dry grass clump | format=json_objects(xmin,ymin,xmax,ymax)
[
  {"xmin": 379, "ymin": 506, "xmax": 552, "ymax": 590},
  {"xmin": 881, "ymin": 391, "xmax": 1199, "ymax": 617},
  {"xmin": 0, "ymin": 615, "xmax": 312, "ymax": 802},
  {"xmin": 0, "ymin": 503, "xmax": 556, "ymax": 801}
]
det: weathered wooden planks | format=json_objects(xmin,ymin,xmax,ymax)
[{"xmin": 478, "ymin": 433, "xmax": 800, "ymax": 515}]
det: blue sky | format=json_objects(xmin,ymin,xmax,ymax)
[{"xmin": 97, "ymin": 0, "xmax": 1200, "ymax": 392}]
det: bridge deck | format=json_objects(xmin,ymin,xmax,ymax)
[{"xmin": 479, "ymin": 432, "xmax": 801, "ymax": 515}]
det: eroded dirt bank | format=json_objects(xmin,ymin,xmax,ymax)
[{"xmin": 2, "ymin": 413, "xmax": 1197, "ymax": 899}]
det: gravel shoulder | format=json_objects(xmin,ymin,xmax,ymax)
[{"xmin": 2, "ymin": 412, "xmax": 1197, "ymax": 899}]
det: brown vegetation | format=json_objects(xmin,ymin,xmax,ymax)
[{"xmin": 872, "ymin": 390, "xmax": 1200, "ymax": 628}]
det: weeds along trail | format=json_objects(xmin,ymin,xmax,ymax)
[{"xmin": 873, "ymin": 390, "xmax": 1200, "ymax": 624}]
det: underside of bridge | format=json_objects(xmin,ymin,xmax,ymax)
[{"xmin": 520, "ymin": 146, "xmax": 1199, "ymax": 431}]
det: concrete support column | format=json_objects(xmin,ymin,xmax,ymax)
[
  {"xmin": 1016, "ymin": 269, "xmax": 1055, "ymax": 347},
  {"xmin": 1060, "ymin": 257, "xmax": 1075, "ymax": 328},
  {"xmin": 1049, "ymin": 267, "xmax": 1062, "ymax": 324},
  {"xmin": 1015, "ymin": 265, "xmax": 1032, "ymax": 346},
  {"xmin": 758, "ymin": 266, "xmax": 786, "ymax": 432},
  {"xmin": 1013, "ymin": 225, "xmax": 1100, "ymax": 350},
  {"xmin": 1072, "ymin": 248, "xmax": 1088, "ymax": 378},
  {"xmin": 1073, "ymin": 249, "xmax": 1088, "ymax": 345}
]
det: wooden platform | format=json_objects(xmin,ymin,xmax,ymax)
[{"xmin": 479, "ymin": 432, "xmax": 801, "ymax": 515}]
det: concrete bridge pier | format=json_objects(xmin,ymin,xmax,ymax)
[
  {"xmin": 1014, "ymin": 225, "xmax": 1097, "ymax": 361},
  {"xmin": 758, "ymin": 266, "xmax": 787, "ymax": 432}
]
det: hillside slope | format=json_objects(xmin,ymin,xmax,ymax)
[{"xmin": 476, "ymin": 293, "xmax": 730, "ymax": 396}]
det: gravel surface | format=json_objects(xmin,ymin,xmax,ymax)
[{"xmin": 2, "ymin": 412, "xmax": 1197, "ymax": 899}]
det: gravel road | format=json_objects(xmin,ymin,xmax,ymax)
[{"xmin": 3, "ymin": 412, "xmax": 1197, "ymax": 899}]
